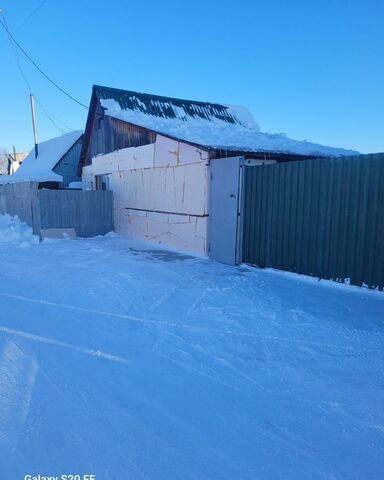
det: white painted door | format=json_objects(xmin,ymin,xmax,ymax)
[{"xmin": 209, "ymin": 157, "xmax": 243, "ymax": 265}]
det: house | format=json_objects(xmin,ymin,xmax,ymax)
[
  {"xmin": 0, "ymin": 130, "xmax": 83, "ymax": 187},
  {"xmin": 0, "ymin": 151, "xmax": 26, "ymax": 175},
  {"xmin": 80, "ymin": 85, "xmax": 359, "ymax": 260}
]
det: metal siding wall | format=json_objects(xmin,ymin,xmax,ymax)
[{"xmin": 242, "ymin": 154, "xmax": 384, "ymax": 290}]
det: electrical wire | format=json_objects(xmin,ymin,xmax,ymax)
[
  {"xmin": 15, "ymin": 51, "xmax": 71, "ymax": 135},
  {"xmin": 0, "ymin": 16, "xmax": 88, "ymax": 109},
  {"xmin": 18, "ymin": 0, "xmax": 49, "ymax": 29},
  {"xmin": 0, "ymin": 0, "xmax": 49, "ymax": 48},
  {"xmin": 35, "ymin": 97, "xmax": 76, "ymax": 134},
  {"xmin": 2, "ymin": 13, "xmax": 78, "ymax": 135},
  {"xmin": 1, "ymin": 13, "xmax": 34, "ymax": 95}
]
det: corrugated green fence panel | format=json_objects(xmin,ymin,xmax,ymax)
[{"xmin": 242, "ymin": 154, "xmax": 384, "ymax": 290}]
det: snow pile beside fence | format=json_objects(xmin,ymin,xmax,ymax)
[{"xmin": 0, "ymin": 214, "xmax": 39, "ymax": 247}]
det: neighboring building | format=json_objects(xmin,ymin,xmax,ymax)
[
  {"xmin": 0, "ymin": 131, "xmax": 83, "ymax": 187},
  {"xmin": 81, "ymin": 85, "xmax": 359, "ymax": 257},
  {"xmin": 0, "ymin": 131, "xmax": 112, "ymax": 241},
  {"xmin": 0, "ymin": 151, "xmax": 26, "ymax": 175}
]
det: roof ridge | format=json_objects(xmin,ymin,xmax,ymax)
[{"xmin": 92, "ymin": 84, "xmax": 230, "ymax": 109}]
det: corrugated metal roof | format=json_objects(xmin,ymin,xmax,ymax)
[
  {"xmin": 92, "ymin": 85, "xmax": 359, "ymax": 158},
  {"xmin": 93, "ymin": 85, "xmax": 247, "ymax": 126}
]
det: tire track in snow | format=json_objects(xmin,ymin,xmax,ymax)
[
  {"xmin": 0, "ymin": 326, "xmax": 128, "ymax": 364},
  {"xmin": 0, "ymin": 292, "xmax": 382, "ymax": 354}
]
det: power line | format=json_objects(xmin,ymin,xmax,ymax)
[
  {"xmin": 35, "ymin": 96, "xmax": 68, "ymax": 134},
  {"xmin": 35, "ymin": 96, "xmax": 76, "ymax": 134},
  {"xmin": 1, "ymin": 12, "xmax": 74, "ymax": 135},
  {"xmin": 16, "ymin": 52, "xmax": 72, "ymax": 134},
  {"xmin": 0, "ymin": 16, "xmax": 88, "ymax": 109},
  {"xmin": 0, "ymin": 0, "xmax": 49, "ymax": 49},
  {"xmin": 19, "ymin": 0, "xmax": 49, "ymax": 29},
  {"xmin": 1, "ymin": 14, "xmax": 34, "ymax": 95}
]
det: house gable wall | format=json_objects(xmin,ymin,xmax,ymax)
[
  {"xmin": 53, "ymin": 136, "xmax": 83, "ymax": 187},
  {"xmin": 81, "ymin": 98, "xmax": 157, "ymax": 169}
]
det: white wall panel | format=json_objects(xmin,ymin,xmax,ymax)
[
  {"xmin": 154, "ymin": 135, "xmax": 179, "ymax": 167},
  {"xmin": 83, "ymin": 137, "xmax": 210, "ymax": 254},
  {"xmin": 128, "ymin": 211, "xmax": 148, "ymax": 239},
  {"xmin": 178, "ymin": 142, "xmax": 208, "ymax": 165}
]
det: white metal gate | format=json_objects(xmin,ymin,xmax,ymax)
[{"xmin": 208, "ymin": 156, "xmax": 243, "ymax": 265}]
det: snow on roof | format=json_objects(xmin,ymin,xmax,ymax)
[
  {"xmin": 0, "ymin": 131, "xmax": 83, "ymax": 185},
  {"xmin": 96, "ymin": 89, "xmax": 358, "ymax": 157},
  {"xmin": 94, "ymin": 85, "xmax": 260, "ymax": 130}
]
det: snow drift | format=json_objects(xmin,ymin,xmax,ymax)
[{"xmin": 0, "ymin": 214, "xmax": 38, "ymax": 247}]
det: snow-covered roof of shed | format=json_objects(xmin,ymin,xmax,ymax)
[
  {"xmin": 0, "ymin": 131, "xmax": 83, "ymax": 185},
  {"xmin": 94, "ymin": 85, "xmax": 358, "ymax": 157}
]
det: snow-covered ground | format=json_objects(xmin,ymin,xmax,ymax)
[{"xmin": 0, "ymin": 215, "xmax": 383, "ymax": 480}]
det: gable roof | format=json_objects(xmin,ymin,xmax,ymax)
[
  {"xmin": 0, "ymin": 131, "xmax": 83, "ymax": 185},
  {"xmin": 93, "ymin": 85, "xmax": 359, "ymax": 158},
  {"xmin": 93, "ymin": 85, "xmax": 258, "ymax": 130}
]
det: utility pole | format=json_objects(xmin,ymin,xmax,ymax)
[{"xmin": 30, "ymin": 94, "xmax": 38, "ymax": 158}]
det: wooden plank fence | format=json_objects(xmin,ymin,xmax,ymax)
[{"xmin": 0, "ymin": 182, "xmax": 113, "ymax": 238}]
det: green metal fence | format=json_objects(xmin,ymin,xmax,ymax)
[{"xmin": 242, "ymin": 153, "xmax": 384, "ymax": 290}]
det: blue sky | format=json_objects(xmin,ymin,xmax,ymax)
[{"xmin": 0, "ymin": 0, "xmax": 383, "ymax": 154}]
